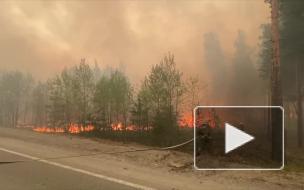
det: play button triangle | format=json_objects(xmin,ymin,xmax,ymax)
[{"xmin": 225, "ymin": 123, "xmax": 254, "ymax": 154}]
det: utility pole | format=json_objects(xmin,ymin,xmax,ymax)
[{"xmin": 270, "ymin": 0, "xmax": 283, "ymax": 162}]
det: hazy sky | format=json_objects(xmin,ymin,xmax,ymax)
[{"xmin": 0, "ymin": 0, "xmax": 270, "ymax": 83}]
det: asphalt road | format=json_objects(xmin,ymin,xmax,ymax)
[
  {"xmin": 2, "ymin": 127, "xmax": 275, "ymax": 190},
  {"xmin": 0, "ymin": 150, "xmax": 138, "ymax": 190}
]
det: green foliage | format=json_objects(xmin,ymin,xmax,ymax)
[
  {"xmin": 130, "ymin": 79, "xmax": 152, "ymax": 131},
  {"xmin": 47, "ymin": 76, "xmax": 66, "ymax": 127},
  {"xmin": 94, "ymin": 75, "xmax": 112, "ymax": 128},
  {"xmin": 279, "ymin": 0, "xmax": 304, "ymax": 147},
  {"xmin": 32, "ymin": 82, "xmax": 48, "ymax": 126},
  {"xmin": 93, "ymin": 70, "xmax": 133, "ymax": 130},
  {"xmin": 131, "ymin": 52, "xmax": 184, "ymax": 145},
  {"xmin": 280, "ymin": 0, "xmax": 304, "ymax": 98},
  {"xmin": 259, "ymin": 1, "xmax": 304, "ymax": 99},
  {"xmin": 46, "ymin": 59, "xmax": 95, "ymax": 127},
  {"xmin": 0, "ymin": 54, "xmax": 186, "ymax": 146},
  {"xmin": 73, "ymin": 59, "xmax": 95, "ymax": 125}
]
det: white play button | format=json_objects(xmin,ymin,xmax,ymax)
[{"xmin": 225, "ymin": 123, "xmax": 255, "ymax": 154}]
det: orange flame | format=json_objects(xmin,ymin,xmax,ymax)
[
  {"xmin": 179, "ymin": 110, "xmax": 221, "ymax": 129},
  {"xmin": 32, "ymin": 124, "xmax": 95, "ymax": 134},
  {"xmin": 111, "ymin": 123, "xmax": 137, "ymax": 131},
  {"xmin": 68, "ymin": 124, "xmax": 95, "ymax": 134},
  {"xmin": 179, "ymin": 113, "xmax": 194, "ymax": 128},
  {"xmin": 126, "ymin": 125, "xmax": 137, "ymax": 131},
  {"xmin": 33, "ymin": 127, "xmax": 65, "ymax": 133},
  {"xmin": 111, "ymin": 123, "xmax": 123, "ymax": 131}
]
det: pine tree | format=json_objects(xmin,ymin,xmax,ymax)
[{"xmin": 280, "ymin": 0, "xmax": 304, "ymax": 147}]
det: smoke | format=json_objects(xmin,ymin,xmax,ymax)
[{"xmin": 0, "ymin": 1, "xmax": 270, "ymax": 84}]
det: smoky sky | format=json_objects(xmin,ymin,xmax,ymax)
[{"xmin": 0, "ymin": 1, "xmax": 270, "ymax": 84}]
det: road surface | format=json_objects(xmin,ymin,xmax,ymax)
[
  {"xmin": 0, "ymin": 128, "xmax": 211, "ymax": 190},
  {"xmin": 0, "ymin": 149, "xmax": 137, "ymax": 190},
  {"xmin": 0, "ymin": 127, "xmax": 303, "ymax": 190}
]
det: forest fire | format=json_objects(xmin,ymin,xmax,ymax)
[
  {"xmin": 32, "ymin": 124, "xmax": 95, "ymax": 134},
  {"xmin": 179, "ymin": 109, "xmax": 221, "ymax": 129},
  {"xmin": 126, "ymin": 125, "xmax": 137, "ymax": 131},
  {"xmin": 67, "ymin": 124, "xmax": 95, "ymax": 134},
  {"xmin": 33, "ymin": 127, "xmax": 65, "ymax": 133},
  {"xmin": 179, "ymin": 113, "xmax": 194, "ymax": 128},
  {"xmin": 111, "ymin": 123, "xmax": 123, "ymax": 131},
  {"xmin": 32, "ymin": 112, "xmax": 218, "ymax": 134},
  {"xmin": 111, "ymin": 123, "xmax": 137, "ymax": 131},
  {"xmin": 32, "ymin": 123, "xmax": 138, "ymax": 134}
]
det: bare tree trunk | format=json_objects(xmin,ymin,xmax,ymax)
[
  {"xmin": 267, "ymin": 86, "xmax": 272, "ymax": 139},
  {"xmin": 270, "ymin": 0, "xmax": 283, "ymax": 162},
  {"xmin": 297, "ymin": 61, "xmax": 303, "ymax": 147}
]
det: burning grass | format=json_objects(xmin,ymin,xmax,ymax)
[
  {"xmin": 32, "ymin": 124, "xmax": 94, "ymax": 134},
  {"xmin": 68, "ymin": 124, "xmax": 95, "ymax": 134},
  {"xmin": 31, "ymin": 112, "xmax": 197, "ymax": 134},
  {"xmin": 33, "ymin": 127, "xmax": 65, "ymax": 133},
  {"xmin": 32, "ymin": 122, "xmax": 137, "ymax": 134}
]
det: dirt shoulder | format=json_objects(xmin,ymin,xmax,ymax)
[{"xmin": 0, "ymin": 127, "xmax": 303, "ymax": 190}]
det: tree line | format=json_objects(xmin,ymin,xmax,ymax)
[{"xmin": 0, "ymin": 53, "xmax": 189, "ymax": 145}]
